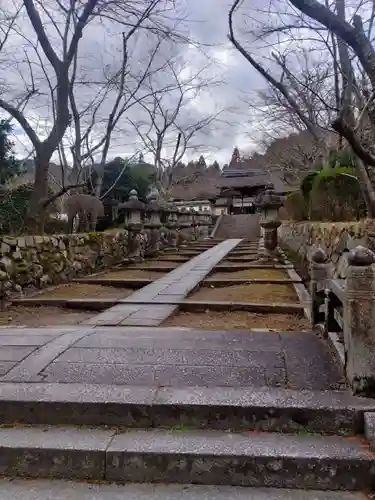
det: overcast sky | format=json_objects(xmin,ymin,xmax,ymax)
[{"xmin": 1, "ymin": 0, "xmax": 284, "ymax": 167}]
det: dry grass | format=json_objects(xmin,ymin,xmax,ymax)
[
  {"xmin": 37, "ymin": 283, "xmax": 133, "ymax": 300},
  {"xmin": 211, "ymin": 268, "xmax": 289, "ymax": 280},
  {"xmin": 98, "ymin": 269, "xmax": 166, "ymax": 280},
  {"xmin": 0, "ymin": 306, "xmax": 93, "ymax": 327},
  {"xmin": 220, "ymin": 259, "xmax": 257, "ymax": 265},
  {"xmin": 164, "ymin": 310, "xmax": 310, "ymax": 331},
  {"xmin": 189, "ymin": 283, "xmax": 298, "ymax": 303},
  {"xmin": 157, "ymin": 255, "xmax": 190, "ymax": 262},
  {"xmin": 132, "ymin": 260, "xmax": 180, "ymax": 268}
]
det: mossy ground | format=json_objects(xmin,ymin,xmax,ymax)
[
  {"xmin": 164, "ymin": 310, "xmax": 310, "ymax": 331},
  {"xmin": 188, "ymin": 283, "xmax": 298, "ymax": 303}
]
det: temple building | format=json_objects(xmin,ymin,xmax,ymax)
[
  {"xmin": 212, "ymin": 151, "xmax": 289, "ymax": 215},
  {"xmin": 169, "ymin": 147, "xmax": 291, "ymax": 215}
]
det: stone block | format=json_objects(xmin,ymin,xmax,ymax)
[
  {"xmin": 0, "ymin": 242, "xmax": 10, "ymax": 255},
  {"xmin": 0, "ymin": 427, "xmax": 112, "ymax": 480},
  {"xmin": 17, "ymin": 237, "xmax": 26, "ymax": 248},
  {"xmin": 34, "ymin": 236, "xmax": 44, "ymax": 245},
  {"xmin": 24, "ymin": 236, "xmax": 35, "ymax": 247},
  {"xmin": 105, "ymin": 429, "xmax": 375, "ymax": 490},
  {"xmin": 2, "ymin": 237, "xmax": 17, "ymax": 247},
  {"xmin": 0, "ymin": 257, "xmax": 13, "ymax": 274}
]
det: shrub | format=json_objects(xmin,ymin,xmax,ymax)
[
  {"xmin": 283, "ymin": 190, "xmax": 308, "ymax": 221},
  {"xmin": 308, "ymin": 168, "xmax": 365, "ymax": 221}
]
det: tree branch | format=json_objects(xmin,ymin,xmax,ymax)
[
  {"xmin": 42, "ymin": 183, "xmax": 86, "ymax": 208},
  {"xmin": 228, "ymin": 0, "xmax": 320, "ymax": 139},
  {"xmin": 332, "ymin": 117, "xmax": 375, "ymax": 167},
  {"xmin": 23, "ymin": 0, "xmax": 61, "ymax": 70},
  {"xmin": 0, "ymin": 98, "xmax": 40, "ymax": 148}
]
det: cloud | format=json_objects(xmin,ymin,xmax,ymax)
[{"xmin": 1, "ymin": 0, "xmax": 274, "ymax": 167}]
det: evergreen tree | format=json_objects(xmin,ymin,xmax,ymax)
[
  {"xmin": 0, "ymin": 120, "xmax": 19, "ymax": 185},
  {"xmin": 197, "ymin": 155, "xmax": 207, "ymax": 169}
]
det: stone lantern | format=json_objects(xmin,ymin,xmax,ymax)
[
  {"xmin": 122, "ymin": 189, "xmax": 144, "ymax": 230},
  {"xmin": 255, "ymin": 186, "xmax": 283, "ymax": 255},
  {"xmin": 145, "ymin": 186, "xmax": 162, "ymax": 256},
  {"xmin": 120, "ymin": 189, "xmax": 145, "ymax": 260}
]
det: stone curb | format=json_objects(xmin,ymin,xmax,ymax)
[
  {"xmin": 0, "ymin": 383, "xmax": 371, "ymax": 433},
  {"xmin": 0, "ymin": 427, "xmax": 373, "ymax": 490}
]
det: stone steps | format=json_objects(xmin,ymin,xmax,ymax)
[
  {"xmin": 214, "ymin": 215, "xmax": 261, "ymax": 239},
  {"xmin": 0, "ymin": 480, "xmax": 364, "ymax": 499},
  {"xmin": 0, "ymin": 383, "xmax": 373, "ymax": 434},
  {"xmin": 0, "ymin": 426, "xmax": 373, "ymax": 490}
]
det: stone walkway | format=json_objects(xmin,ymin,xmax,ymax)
[
  {"xmin": 0, "ymin": 325, "xmax": 343, "ymax": 388},
  {"xmin": 0, "ymin": 238, "xmax": 343, "ymax": 389},
  {"xmin": 0, "ymin": 238, "xmax": 371, "ymax": 498},
  {"xmin": 84, "ymin": 239, "xmax": 242, "ymax": 327}
]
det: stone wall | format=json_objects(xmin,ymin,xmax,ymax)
[
  {"xmin": 0, "ymin": 226, "xmax": 200, "ymax": 297},
  {"xmin": 279, "ymin": 220, "xmax": 375, "ymax": 279}
]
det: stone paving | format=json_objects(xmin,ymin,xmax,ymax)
[
  {"xmin": 0, "ymin": 480, "xmax": 365, "ymax": 500},
  {"xmin": 0, "ymin": 238, "xmax": 342, "ymax": 390},
  {"xmin": 0, "ymin": 237, "xmax": 366, "ymax": 498},
  {"xmin": 0, "ymin": 325, "xmax": 343, "ymax": 389},
  {"xmin": 83, "ymin": 239, "xmax": 241, "ymax": 327}
]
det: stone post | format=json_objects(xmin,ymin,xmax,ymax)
[
  {"xmin": 195, "ymin": 211, "xmax": 204, "ymax": 240},
  {"xmin": 166, "ymin": 205, "xmax": 178, "ymax": 247},
  {"xmin": 310, "ymin": 248, "xmax": 333, "ymax": 330},
  {"xmin": 344, "ymin": 245, "xmax": 375, "ymax": 397},
  {"xmin": 255, "ymin": 187, "xmax": 283, "ymax": 259},
  {"xmin": 120, "ymin": 189, "xmax": 145, "ymax": 261},
  {"xmin": 184, "ymin": 208, "xmax": 192, "ymax": 239},
  {"xmin": 178, "ymin": 207, "xmax": 190, "ymax": 244},
  {"xmin": 145, "ymin": 187, "xmax": 162, "ymax": 257},
  {"xmin": 199, "ymin": 211, "xmax": 208, "ymax": 238}
]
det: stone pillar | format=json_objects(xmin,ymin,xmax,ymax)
[
  {"xmin": 178, "ymin": 207, "xmax": 190, "ymax": 244},
  {"xmin": 310, "ymin": 248, "xmax": 333, "ymax": 329},
  {"xmin": 255, "ymin": 187, "xmax": 283, "ymax": 260},
  {"xmin": 344, "ymin": 245, "xmax": 375, "ymax": 397},
  {"xmin": 166, "ymin": 205, "xmax": 178, "ymax": 247},
  {"xmin": 120, "ymin": 189, "xmax": 145, "ymax": 261},
  {"xmin": 145, "ymin": 187, "xmax": 162, "ymax": 257}
]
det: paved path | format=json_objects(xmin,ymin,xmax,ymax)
[
  {"xmin": 84, "ymin": 239, "xmax": 242, "ymax": 327},
  {"xmin": 0, "ymin": 326, "xmax": 343, "ymax": 389},
  {"xmin": 0, "ymin": 480, "xmax": 363, "ymax": 500}
]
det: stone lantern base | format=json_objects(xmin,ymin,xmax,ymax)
[{"xmin": 256, "ymin": 222, "xmax": 284, "ymax": 264}]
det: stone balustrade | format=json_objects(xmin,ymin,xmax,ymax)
[
  {"xmin": 280, "ymin": 219, "xmax": 375, "ymax": 397},
  {"xmin": 310, "ymin": 244, "xmax": 375, "ymax": 397}
]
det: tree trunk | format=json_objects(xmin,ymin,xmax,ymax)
[
  {"xmin": 26, "ymin": 156, "xmax": 50, "ymax": 234},
  {"xmin": 355, "ymin": 157, "xmax": 375, "ymax": 217}
]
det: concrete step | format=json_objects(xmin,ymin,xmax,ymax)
[
  {"xmin": 0, "ymin": 383, "xmax": 374, "ymax": 434},
  {"xmin": 0, "ymin": 479, "xmax": 365, "ymax": 499},
  {"xmin": 0, "ymin": 426, "xmax": 373, "ymax": 489}
]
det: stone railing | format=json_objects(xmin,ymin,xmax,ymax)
[
  {"xmin": 0, "ymin": 189, "xmax": 212, "ymax": 299},
  {"xmin": 280, "ymin": 220, "xmax": 375, "ymax": 397}
]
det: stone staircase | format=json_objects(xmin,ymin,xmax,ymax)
[
  {"xmin": 0, "ymin": 381, "xmax": 373, "ymax": 497},
  {"xmin": 214, "ymin": 214, "xmax": 261, "ymax": 239},
  {"xmin": 0, "ymin": 237, "xmax": 374, "ymax": 498}
]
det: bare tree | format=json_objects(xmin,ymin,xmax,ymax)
[
  {"xmin": 0, "ymin": 0, "xmax": 183, "ymax": 231},
  {"xmin": 64, "ymin": 0, "xmax": 180, "ymax": 199},
  {"xmin": 228, "ymin": 0, "xmax": 375, "ymax": 217},
  {"xmin": 129, "ymin": 58, "xmax": 221, "ymax": 198},
  {"xmin": 0, "ymin": 0, "xmax": 105, "ymax": 231}
]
